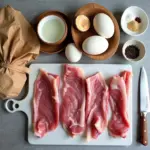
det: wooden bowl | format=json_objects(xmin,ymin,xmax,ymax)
[
  {"xmin": 71, "ymin": 3, "xmax": 120, "ymax": 60},
  {"xmin": 36, "ymin": 11, "xmax": 70, "ymax": 54},
  {"xmin": 37, "ymin": 14, "xmax": 68, "ymax": 45}
]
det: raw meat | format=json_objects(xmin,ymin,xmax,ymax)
[
  {"xmin": 121, "ymin": 71, "xmax": 132, "ymax": 97},
  {"xmin": 33, "ymin": 69, "xmax": 60, "ymax": 138},
  {"xmin": 86, "ymin": 73, "xmax": 109, "ymax": 141},
  {"xmin": 108, "ymin": 71, "xmax": 131, "ymax": 138},
  {"xmin": 61, "ymin": 64, "xmax": 85, "ymax": 137}
]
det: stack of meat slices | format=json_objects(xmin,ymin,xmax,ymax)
[{"xmin": 32, "ymin": 64, "xmax": 132, "ymax": 140}]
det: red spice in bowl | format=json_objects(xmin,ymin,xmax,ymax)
[{"xmin": 135, "ymin": 17, "xmax": 141, "ymax": 23}]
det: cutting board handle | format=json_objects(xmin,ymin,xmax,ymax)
[{"xmin": 5, "ymin": 99, "xmax": 28, "ymax": 113}]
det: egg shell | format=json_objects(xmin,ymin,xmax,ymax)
[
  {"xmin": 82, "ymin": 35, "xmax": 109, "ymax": 55},
  {"xmin": 65, "ymin": 43, "xmax": 82, "ymax": 62},
  {"xmin": 93, "ymin": 13, "xmax": 115, "ymax": 39}
]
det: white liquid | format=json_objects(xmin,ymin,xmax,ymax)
[{"xmin": 41, "ymin": 19, "xmax": 65, "ymax": 43}]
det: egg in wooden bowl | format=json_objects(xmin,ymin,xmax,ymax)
[{"xmin": 71, "ymin": 3, "xmax": 120, "ymax": 60}]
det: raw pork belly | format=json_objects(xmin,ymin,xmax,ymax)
[
  {"xmin": 108, "ymin": 71, "xmax": 131, "ymax": 138},
  {"xmin": 86, "ymin": 73, "xmax": 109, "ymax": 140},
  {"xmin": 33, "ymin": 69, "xmax": 60, "ymax": 138},
  {"xmin": 61, "ymin": 64, "xmax": 85, "ymax": 137}
]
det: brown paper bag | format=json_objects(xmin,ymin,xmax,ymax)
[{"xmin": 0, "ymin": 5, "xmax": 40, "ymax": 100}]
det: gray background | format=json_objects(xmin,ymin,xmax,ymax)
[{"xmin": 0, "ymin": 0, "xmax": 150, "ymax": 150}]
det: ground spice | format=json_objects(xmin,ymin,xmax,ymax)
[
  {"xmin": 127, "ymin": 20, "xmax": 140, "ymax": 32},
  {"xmin": 127, "ymin": 16, "xmax": 142, "ymax": 32},
  {"xmin": 125, "ymin": 45, "xmax": 140, "ymax": 59}
]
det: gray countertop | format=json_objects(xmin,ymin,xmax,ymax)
[{"xmin": 0, "ymin": 0, "xmax": 150, "ymax": 150}]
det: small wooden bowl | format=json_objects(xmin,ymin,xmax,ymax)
[
  {"xmin": 36, "ymin": 11, "xmax": 70, "ymax": 54},
  {"xmin": 71, "ymin": 3, "xmax": 120, "ymax": 60},
  {"xmin": 37, "ymin": 15, "xmax": 68, "ymax": 45}
]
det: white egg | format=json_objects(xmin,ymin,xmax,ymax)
[
  {"xmin": 65, "ymin": 43, "xmax": 82, "ymax": 62},
  {"xmin": 93, "ymin": 13, "xmax": 115, "ymax": 39},
  {"xmin": 82, "ymin": 36, "xmax": 109, "ymax": 55}
]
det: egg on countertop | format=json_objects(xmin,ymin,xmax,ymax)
[
  {"xmin": 82, "ymin": 35, "xmax": 109, "ymax": 55},
  {"xmin": 65, "ymin": 43, "xmax": 82, "ymax": 62},
  {"xmin": 93, "ymin": 13, "xmax": 115, "ymax": 39}
]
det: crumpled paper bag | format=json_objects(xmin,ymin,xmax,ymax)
[{"xmin": 0, "ymin": 5, "xmax": 40, "ymax": 100}]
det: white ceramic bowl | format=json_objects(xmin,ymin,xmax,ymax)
[
  {"xmin": 121, "ymin": 6, "xmax": 149, "ymax": 36},
  {"xmin": 122, "ymin": 40, "xmax": 145, "ymax": 62},
  {"xmin": 37, "ymin": 15, "xmax": 67, "ymax": 44}
]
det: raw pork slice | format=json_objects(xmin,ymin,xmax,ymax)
[
  {"xmin": 61, "ymin": 64, "xmax": 85, "ymax": 137},
  {"xmin": 108, "ymin": 71, "xmax": 131, "ymax": 138},
  {"xmin": 86, "ymin": 73, "xmax": 109, "ymax": 141},
  {"xmin": 33, "ymin": 69, "xmax": 60, "ymax": 138},
  {"xmin": 121, "ymin": 71, "xmax": 132, "ymax": 97}
]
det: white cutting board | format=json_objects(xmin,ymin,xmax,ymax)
[{"xmin": 5, "ymin": 64, "xmax": 132, "ymax": 146}]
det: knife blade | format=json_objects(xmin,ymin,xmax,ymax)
[{"xmin": 140, "ymin": 67, "xmax": 150, "ymax": 146}]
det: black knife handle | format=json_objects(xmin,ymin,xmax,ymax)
[{"xmin": 140, "ymin": 112, "xmax": 148, "ymax": 146}]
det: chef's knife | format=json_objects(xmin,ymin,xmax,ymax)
[{"xmin": 140, "ymin": 67, "xmax": 150, "ymax": 146}]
